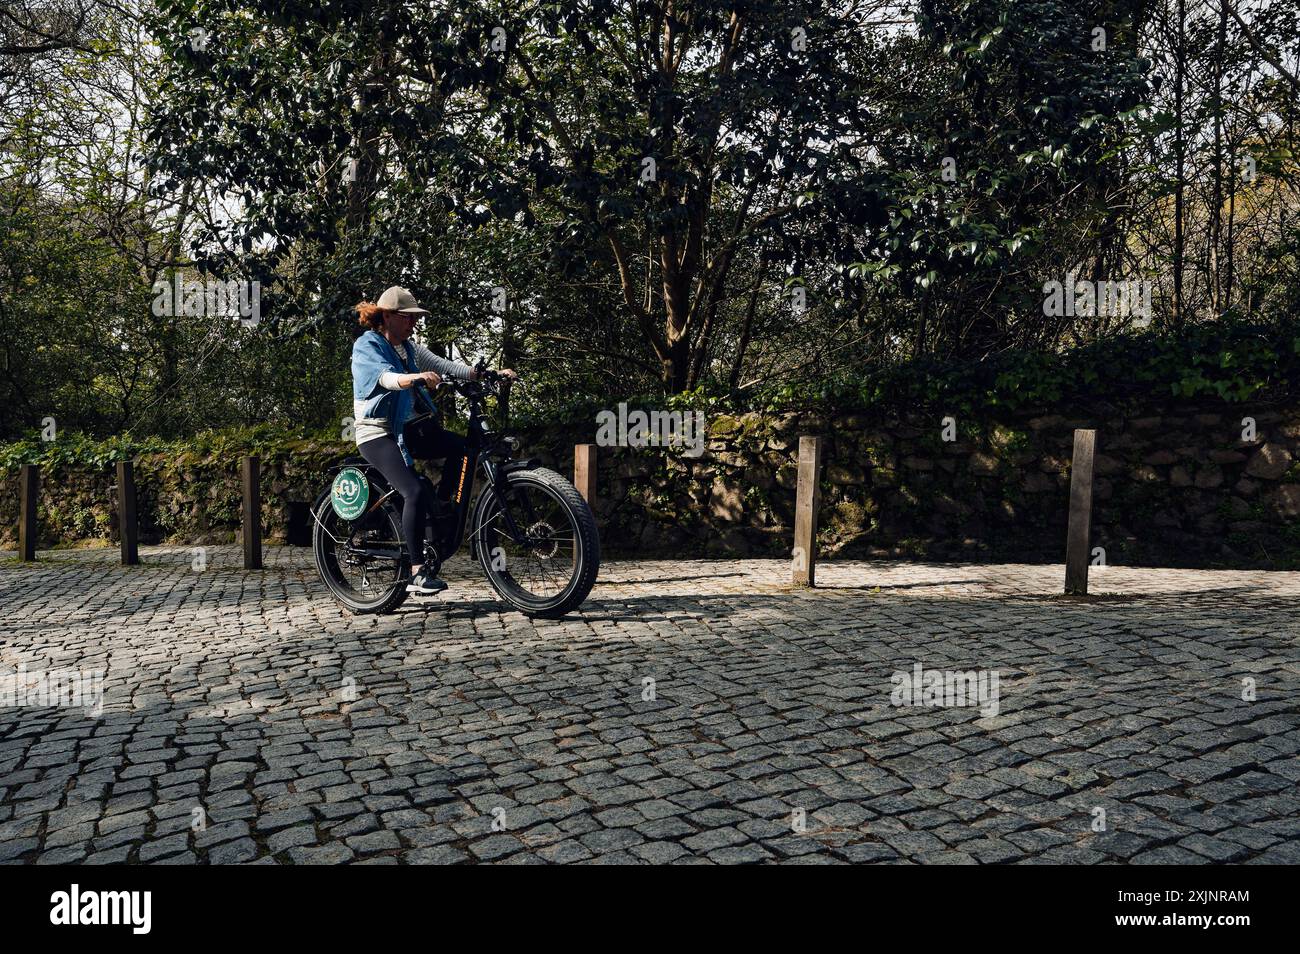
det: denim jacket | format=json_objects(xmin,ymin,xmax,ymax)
[{"xmin": 351, "ymin": 330, "xmax": 419, "ymax": 463}]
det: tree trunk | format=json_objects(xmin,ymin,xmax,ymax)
[
  {"xmin": 663, "ymin": 335, "xmax": 690, "ymax": 393},
  {"xmin": 729, "ymin": 261, "xmax": 769, "ymax": 391},
  {"xmin": 499, "ymin": 309, "xmax": 518, "ymax": 425},
  {"xmin": 1173, "ymin": 0, "xmax": 1186, "ymax": 329},
  {"xmin": 345, "ymin": 49, "xmax": 392, "ymax": 240},
  {"xmin": 1210, "ymin": 0, "xmax": 1227, "ymax": 313}
]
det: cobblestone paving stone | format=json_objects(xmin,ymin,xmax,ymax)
[{"xmin": 1, "ymin": 545, "xmax": 1298, "ymax": 865}]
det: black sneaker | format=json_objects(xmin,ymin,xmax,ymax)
[{"xmin": 407, "ymin": 568, "xmax": 448, "ymax": 595}]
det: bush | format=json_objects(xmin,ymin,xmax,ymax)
[{"xmin": 751, "ymin": 321, "xmax": 1300, "ymax": 416}]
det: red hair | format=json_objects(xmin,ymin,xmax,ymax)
[{"xmin": 355, "ymin": 300, "xmax": 383, "ymax": 329}]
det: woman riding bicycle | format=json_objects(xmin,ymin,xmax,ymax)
[{"xmin": 351, "ymin": 285, "xmax": 516, "ymax": 595}]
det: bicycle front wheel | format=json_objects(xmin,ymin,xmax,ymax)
[{"xmin": 473, "ymin": 467, "xmax": 599, "ymax": 618}]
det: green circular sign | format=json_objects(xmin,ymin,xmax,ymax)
[{"xmin": 331, "ymin": 467, "xmax": 369, "ymax": 520}]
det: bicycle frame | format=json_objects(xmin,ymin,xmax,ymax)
[{"xmin": 434, "ymin": 392, "xmax": 538, "ymax": 563}]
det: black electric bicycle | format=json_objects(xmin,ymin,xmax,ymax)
[{"xmin": 310, "ymin": 365, "xmax": 599, "ymax": 618}]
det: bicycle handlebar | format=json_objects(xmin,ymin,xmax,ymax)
[{"xmin": 426, "ymin": 371, "xmax": 511, "ymax": 403}]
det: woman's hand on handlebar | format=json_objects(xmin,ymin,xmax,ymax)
[
  {"xmin": 468, "ymin": 368, "xmax": 518, "ymax": 383},
  {"xmin": 403, "ymin": 371, "xmax": 442, "ymax": 389}
]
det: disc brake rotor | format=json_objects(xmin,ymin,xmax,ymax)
[{"xmin": 527, "ymin": 520, "xmax": 559, "ymax": 559}]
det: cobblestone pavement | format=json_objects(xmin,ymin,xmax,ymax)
[{"xmin": 2, "ymin": 546, "xmax": 1298, "ymax": 865}]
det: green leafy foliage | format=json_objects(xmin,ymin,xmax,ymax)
[
  {"xmin": 0, "ymin": 425, "xmax": 340, "ymax": 471},
  {"xmin": 3, "ymin": 0, "xmax": 1298, "ymax": 445},
  {"xmin": 751, "ymin": 321, "xmax": 1300, "ymax": 416}
]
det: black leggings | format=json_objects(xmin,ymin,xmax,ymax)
[{"xmin": 359, "ymin": 430, "xmax": 468, "ymax": 564}]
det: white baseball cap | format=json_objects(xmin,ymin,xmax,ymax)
[{"xmin": 376, "ymin": 285, "xmax": 430, "ymax": 315}]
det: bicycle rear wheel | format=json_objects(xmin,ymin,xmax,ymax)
[{"xmin": 312, "ymin": 494, "xmax": 410, "ymax": 614}]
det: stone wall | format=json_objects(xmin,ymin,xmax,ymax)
[
  {"xmin": 0, "ymin": 439, "xmax": 351, "ymax": 551},
  {"xmin": 514, "ymin": 399, "xmax": 1300, "ymax": 569},
  {"xmin": 4, "ymin": 399, "xmax": 1298, "ymax": 568}
]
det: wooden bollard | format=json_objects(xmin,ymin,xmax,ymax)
[
  {"xmin": 116, "ymin": 460, "xmax": 139, "ymax": 565},
  {"xmin": 18, "ymin": 464, "xmax": 39, "ymax": 561},
  {"xmin": 1064, "ymin": 429, "xmax": 1097, "ymax": 595},
  {"xmin": 242, "ymin": 455, "xmax": 262, "ymax": 570},
  {"xmin": 792, "ymin": 435, "xmax": 824, "ymax": 587},
  {"xmin": 574, "ymin": 444, "xmax": 596, "ymax": 506}
]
